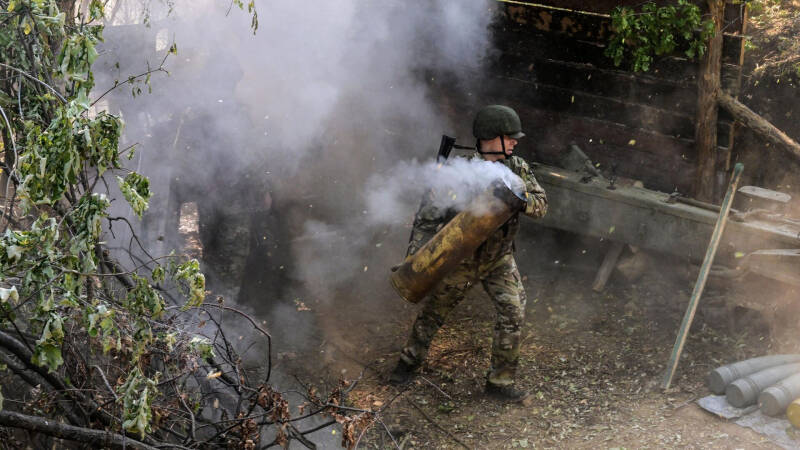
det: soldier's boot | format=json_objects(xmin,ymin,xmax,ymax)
[
  {"xmin": 485, "ymin": 382, "xmax": 529, "ymax": 401},
  {"xmin": 388, "ymin": 358, "xmax": 418, "ymax": 386}
]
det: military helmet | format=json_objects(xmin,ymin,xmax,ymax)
[{"xmin": 472, "ymin": 105, "xmax": 525, "ymax": 140}]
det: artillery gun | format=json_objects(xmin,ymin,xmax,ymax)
[{"xmin": 529, "ymin": 144, "xmax": 800, "ymax": 290}]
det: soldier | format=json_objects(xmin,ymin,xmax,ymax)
[{"xmin": 390, "ymin": 105, "xmax": 548, "ymax": 400}]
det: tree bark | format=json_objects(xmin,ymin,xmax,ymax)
[
  {"xmin": 693, "ymin": 0, "xmax": 725, "ymax": 202},
  {"xmin": 717, "ymin": 91, "xmax": 800, "ymax": 161},
  {"xmin": 0, "ymin": 410, "xmax": 157, "ymax": 450}
]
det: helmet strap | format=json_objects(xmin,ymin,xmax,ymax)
[{"xmin": 477, "ymin": 137, "xmax": 508, "ymax": 158}]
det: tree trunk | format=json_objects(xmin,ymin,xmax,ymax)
[
  {"xmin": 693, "ymin": 0, "xmax": 725, "ymax": 202},
  {"xmin": 718, "ymin": 91, "xmax": 800, "ymax": 161}
]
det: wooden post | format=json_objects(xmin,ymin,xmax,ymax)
[
  {"xmin": 721, "ymin": 0, "xmax": 749, "ymax": 171},
  {"xmin": 592, "ymin": 242, "xmax": 625, "ymax": 292},
  {"xmin": 693, "ymin": 0, "xmax": 725, "ymax": 202}
]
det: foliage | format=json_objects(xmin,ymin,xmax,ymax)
[
  {"xmin": 744, "ymin": 0, "xmax": 800, "ymax": 81},
  {"xmin": 232, "ymin": 0, "xmax": 259, "ymax": 32},
  {"xmin": 605, "ymin": 0, "xmax": 716, "ymax": 72},
  {"xmin": 117, "ymin": 172, "xmax": 151, "ymax": 217},
  {"xmin": 0, "ymin": 0, "xmax": 366, "ymax": 448}
]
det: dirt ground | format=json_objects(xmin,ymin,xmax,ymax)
[{"xmin": 273, "ymin": 225, "xmax": 800, "ymax": 450}]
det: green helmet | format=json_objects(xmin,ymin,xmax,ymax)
[{"xmin": 472, "ymin": 105, "xmax": 525, "ymax": 140}]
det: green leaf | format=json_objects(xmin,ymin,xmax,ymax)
[
  {"xmin": 0, "ymin": 287, "xmax": 19, "ymax": 304},
  {"xmin": 189, "ymin": 336, "xmax": 215, "ymax": 359},
  {"xmin": 89, "ymin": 0, "xmax": 104, "ymax": 21},
  {"xmin": 33, "ymin": 343, "xmax": 63, "ymax": 372},
  {"xmin": 117, "ymin": 172, "xmax": 152, "ymax": 218},
  {"xmin": 175, "ymin": 260, "xmax": 206, "ymax": 308}
]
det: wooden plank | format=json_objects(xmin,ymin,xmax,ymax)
[
  {"xmin": 722, "ymin": 34, "xmax": 746, "ymax": 66},
  {"xmin": 496, "ymin": 0, "xmax": 699, "ymax": 16},
  {"xmin": 487, "ymin": 74, "xmax": 734, "ymax": 147},
  {"xmin": 515, "ymin": 109, "xmax": 735, "ymax": 193},
  {"xmin": 503, "ymin": 3, "xmax": 612, "ymax": 41},
  {"xmin": 502, "ymin": 57, "xmax": 697, "ymax": 112},
  {"xmin": 509, "ymin": 110, "xmax": 698, "ymax": 192},
  {"xmin": 498, "ymin": 4, "xmax": 746, "ymax": 67},
  {"xmin": 495, "ymin": 27, "xmax": 747, "ymax": 92},
  {"xmin": 493, "ymin": 20, "xmax": 701, "ymax": 80},
  {"xmin": 497, "ymin": 55, "xmax": 742, "ymax": 118},
  {"xmin": 722, "ymin": 1, "xmax": 748, "ymax": 170}
]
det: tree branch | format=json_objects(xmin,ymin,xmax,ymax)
[
  {"xmin": 0, "ymin": 62, "xmax": 67, "ymax": 103},
  {"xmin": 0, "ymin": 351, "xmax": 84, "ymax": 426},
  {"xmin": 0, "ymin": 410, "xmax": 157, "ymax": 450},
  {"xmin": 717, "ymin": 90, "xmax": 800, "ymax": 161}
]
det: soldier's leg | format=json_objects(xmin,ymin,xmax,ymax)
[
  {"xmin": 481, "ymin": 254, "xmax": 527, "ymax": 386},
  {"xmin": 399, "ymin": 265, "xmax": 475, "ymax": 368},
  {"xmin": 204, "ymin": 212, "xmax": 251, "ymax": 301}
]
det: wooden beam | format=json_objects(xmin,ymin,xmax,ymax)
[
  {"xmin": 717, "ymin": 91, "xmax": 800, "ymax": 161},
  {"xmin": 693, "ymin": 0, "xmax": 725, "ymax": 202}
]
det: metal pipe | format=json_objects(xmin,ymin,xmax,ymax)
[
  {"xmin": 708, "ymin": 354, "xmax": 800, "ymax": 395},
  {"xmin": 390, "ymin": 181, "xmax": 525, "ymax": 304},
  {"xmin": 662, "ymin": 163, "xmax": 744, "ymax": 390},
  {"xmin": 759, "ymin": 372, "xmax": 800, "ymax": 416},
  {"xmin": 726, "ymin": 363, "xmax": 800, "ymax": 408}
]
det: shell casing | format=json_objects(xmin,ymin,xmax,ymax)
[
  {"xmin": 788, "ymin": 398, "xmax": 800, "ymax": 428},
  {"xmin": 390, "ymin": 181, "xmax": 525, "ymax": 304}
]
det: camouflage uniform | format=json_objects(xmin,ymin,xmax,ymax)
[{"xmin": 399, "ymin": 153, "xmax": 547, "ymax": 387}]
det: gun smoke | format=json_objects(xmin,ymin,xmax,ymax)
[
  {"xmin": 364, "ymin": 156, "xmax": 525, "ymax": 225},
  {"xmin": 96, "ymin": 0, "xmax": 498, "ymax": 381}
]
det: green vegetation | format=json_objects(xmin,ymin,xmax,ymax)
[
  {"xmin": 0, "ymin": 1, "xmax": 362, "ymax": 447},
  {"xmin": 605, "ymin": 0, "xmax": 716, "ymax": 72},
  {"xmin": 0, "ymin": 0, "xmax": 208, "ymax": 436}
]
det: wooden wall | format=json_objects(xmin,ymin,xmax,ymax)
[{"xmin": 437, "ymin": 1, "xmax": 747, "ymax": 195}]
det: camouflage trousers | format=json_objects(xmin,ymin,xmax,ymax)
[{"xmin": 399, "ymin": 252, "xmax": 527, "ymax": 386}]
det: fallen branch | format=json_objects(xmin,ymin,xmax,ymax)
[
  {"xmin": 0, "ymin": 330, "xmax": 69, "ymax": 393},
  {"xmin": 717, "ymin": 91, "xmax": 800, "ymax": 161},
  {"xmin": 752, "ymin": 55, "xmax": 800, "ymax": 78},
  {"xmin": 0, "ymin": 352, "xmax": 83, "ymax": 426},
  {"xmin": 407, "ymin": 399, "xmax": 469, "ymax": 449},
  {"xmin": 0, "ymin": 410, "xmax": 157, "ymax": 450}
]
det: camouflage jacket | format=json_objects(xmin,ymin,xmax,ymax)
[{"xmin": 407, "ymin": 153, "xmax": 547, "ymax": 262}]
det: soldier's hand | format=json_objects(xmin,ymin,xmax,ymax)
[
  {"xmin": 391, "ymin": 264, "xmax": 401, "ymax": 272},
  {"xmin": 524, "ymin": 193, "xmax": 536, "ymax": 215}
]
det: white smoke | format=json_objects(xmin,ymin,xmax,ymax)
[
  {"xmin": 365, "ymin": 156, "xmax": 525, "ymax": 225},
  {"xmin": 96, "ymin": 0, "xmax": 500, "ymax": 353}
]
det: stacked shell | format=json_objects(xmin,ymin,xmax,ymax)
[{"xmin": 708, "ymin": 355, "xmax": 800, "ymax": 426}]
